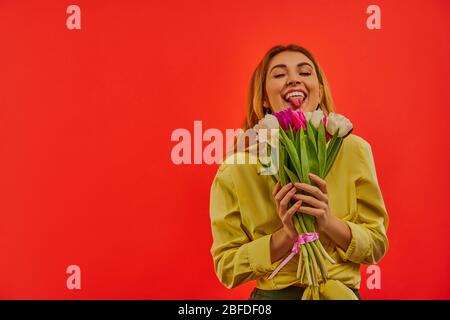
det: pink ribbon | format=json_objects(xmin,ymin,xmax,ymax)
[{"xmin": 268, "ymin": 232, "xmax": 319, "ymax": 280}]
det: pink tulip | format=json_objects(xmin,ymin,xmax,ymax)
[
  {"xmin": 299, "ymin": 111, "xmax": 307, "ymax": 128},
  {"xmin": 291, "ymin": 111, "xmax": 306, "ymax": 131},
  {"xmin": 273, "ymin": 108, "xmax": 293, "ymax": 130},
  {"xmin": 323, "ymin": 115, "xmax": 331, "ymax": 142}
]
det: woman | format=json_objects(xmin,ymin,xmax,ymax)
[{"xmin": 209, "ymin": 44, "xmax": 389, "ymax": 300}]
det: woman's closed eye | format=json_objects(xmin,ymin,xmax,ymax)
[{"xmin": 274, "ymin": 72, "xmax": 311, "ymax": 78}]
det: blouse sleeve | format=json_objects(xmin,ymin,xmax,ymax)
[
  {"xmin": 336, "ymin": 139, "xmax": 389, "ymax": 265},
  {"xmin": 209, "ymin": 165, "xmax": 278, "ymax": 289}
]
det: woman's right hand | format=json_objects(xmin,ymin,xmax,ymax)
[{"xmin": 272, "ymin": 182, "xmax": 302, "ymax": 240}]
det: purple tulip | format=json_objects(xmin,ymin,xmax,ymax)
[
  {"xmin": 323, "ymin": 115, "xmax": 331, "ymax": 142},
  {"xmin": 273, "ymin": 109, "xmax": 308, "ymax": 132},
  {"xmin": 291, "ymin": 111, "xmax": 306, "ymax": 131},
  {"xmin": 273, "ymin": 108, "xmax": 293, "ymax": 130}
]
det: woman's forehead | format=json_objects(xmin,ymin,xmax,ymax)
[{"xmin": 268, "ymin": 51, "xmax": 314, "ymax": 71}]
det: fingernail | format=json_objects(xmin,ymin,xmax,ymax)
[{"xmin": 287, "ymin": 182, "xmax": 293, "ymax": 187}]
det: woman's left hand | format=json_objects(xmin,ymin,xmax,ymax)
[{"xmin": 293, "ymin": 173, "xmax": 332, "ymax": 232}]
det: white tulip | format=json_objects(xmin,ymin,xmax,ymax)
[
  {"xmin": 326, "ymin": 113, "xmax": 339, "ymax": 135},
  {"xmin": 336, "ymin": 116, "xmax": 353, "ymax": 138},
  {"xmin": 253, "ymin": 114, "xmax": 279, "ymax": 148},
  {"xmin": 310, "ymin": 110, "xmax": 325, "ymax": 128},
  {"xmin": 304, "ymin": 111, "xmax": 313, "ymax": 122},
  {"xmin": 254, "ymin": 114, "xmax": 279, "ymax": 131},
  {"xmin": 326, "ymin": 113, "xmax": 353, "ymax": 137}
]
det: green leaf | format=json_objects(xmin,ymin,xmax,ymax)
[
  {"xmin": 284, "ymin": 165, "xmax": 300, "ymax": 183},
  {"xmin": 279, "ymin": 129, "xmax": 303, "ymax": 180},
  {"xmin": 306, "ymin": 121, "xmax": 317, "ymax": 153},
  {"xmin": 295, "ymin": 130, "xmax": 302, "ymax": 165},
  {"xmin": 324, "ymin": 136, "xmax": 343, "ymax": 177},
  {"xmin": 317, "ymin": 120, "xmax": 327, "ymax": 178},
  {"xmin": 326, "ymin": 132, "xmax": 339, "ymax": 158},
  {"xmin": 299, "ymin": 128, "xmax": 311, "ymax": 184},
  {"xmin": 278, "ymin": 144, "xmax": 288, "ymax": 185},
  {"xmin": 295, "ymin": 129, "xmax": 301, "ymax": 153},
  {"xmin": 269, "ymin": 174, "xmax": 278, "ymax": 184},
  {"xmin": 312, "ymin": 123, "xmax": 318, "ymax": 140},
  {"xmin": 306, "ymin": 137, "xmax": 319, "ymax": 176},
  {"xmin": 288, "ymin": 125, "xmax": 294, "ymax": 141}
]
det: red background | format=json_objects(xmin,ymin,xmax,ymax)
[{"xmin": 1, "ymin": 0, "xmax": 449, "ymax": 299}]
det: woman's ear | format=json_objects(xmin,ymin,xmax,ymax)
[
  {"xmin": 319, "ymin": 84, "xmax": 324, "ymax": 104},
  {"xmin": 263, "ymin": 96, "xmax": 270, "ymax": 109}
]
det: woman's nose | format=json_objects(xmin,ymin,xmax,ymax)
[{"xmin": 287, "ymin": 79, "xmax": 301, "ymax": 86}]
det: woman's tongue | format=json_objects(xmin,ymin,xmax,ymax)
[{"xmin": 287, "ymin": 96, "xmax": 305, "ymax": 110}]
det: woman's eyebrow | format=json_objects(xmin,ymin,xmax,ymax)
[{"xmin": 270, "ymin": 62, "xmax": 313, "ymax": 73}]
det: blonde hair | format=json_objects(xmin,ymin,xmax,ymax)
[{"xmin": 242, "ymin": 44, "xmax": 335, "ymax": 131}]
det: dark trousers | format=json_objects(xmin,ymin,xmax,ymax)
[{"xmin": 249, "ymin": 285, "xmax": 361, "ymax": 300}]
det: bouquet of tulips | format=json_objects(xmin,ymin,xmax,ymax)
[{"xmin": 253, "ymin": 108, "xmax": 353, "ymax": 294}]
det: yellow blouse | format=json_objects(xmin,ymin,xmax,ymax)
[{"xmin": 209, "ymin": 133, "xmax": 389, "ymax": 299}]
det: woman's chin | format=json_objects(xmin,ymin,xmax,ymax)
[
  {"xmin": 283, "ymin": 102, "xmax": 304, "ymax": 112},
  {"xmin": 277, "ymin": 102, "xmax": 308, "ymax": 113},
  {"xmin": 280, "ymin": 102, "xmax": 295, "ymax": 111}
]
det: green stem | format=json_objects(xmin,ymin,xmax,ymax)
[
  {"xmin": 300, "ymin": 260, "xmax": 306, "ymax": 282},
  {"xmin": 303, "ymin": 246, "xmax": 312, "ymax": 285},
  {"xmin": 296, "ymin": 248, "xmax": 303, "ymax": 279},
  {"xmin": 316, "ymin": 240, "xmax": 336, "ymax": 264},
  {"xmin": 308, "ymin": 246, "xmax": 319, "ymax": 286},
  {"xmin": 310, "ymin": 241, "xmax": 328, "ymax": 281},
  {"xmin": 297, "ymin": 214, "xmax": 329, "ymax": 281}
]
